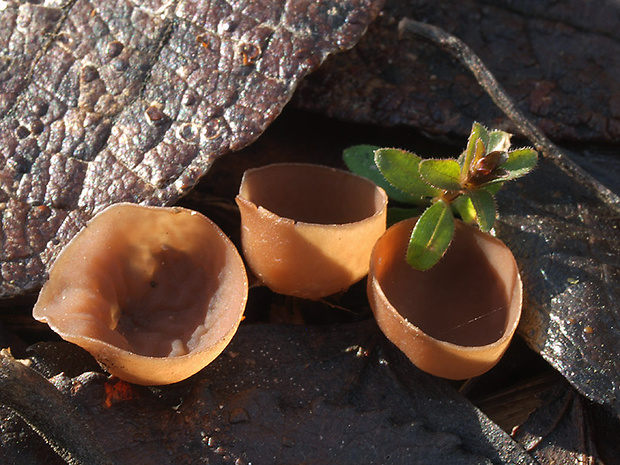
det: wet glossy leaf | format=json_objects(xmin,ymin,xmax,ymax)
[
  {"xmin": 469, "ymin": 189, "xmax": 496, "ymax": 232},
  {"xmin": 374, "ymin": 148, "xmax": 440, "ymax": 201},
  {"xmin": 407, "ymin": 200, "xmax": 455, "ymax": 270},
  {"xmin": 495, "ymin": 156, "xmax": 620, "ymax": 419},
  {"xmin": 343, "ymin": 145, "xmax": 420, "ymax": 204},
  {"xmin": 419, "ymin": 159, "xmax": 463, "ymax": 191},
  {"xmin": 0, "ymin": 0, "xmax": 384, "ymax": 297}
]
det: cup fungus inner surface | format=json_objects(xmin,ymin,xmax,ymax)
[
  {"xmin": 375, "ymin": 220, "xmax": 517, "ymax": 347},
  {"xmin": 239, "ymin": 163, "xmax": 384, "ymax": 225},
  {"xmin": 33, "ymin": 204, "xmax": 247, "ymax": 362}
]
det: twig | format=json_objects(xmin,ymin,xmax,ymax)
[
  {"xmin": 398, "ymin": 18, "xmax": 620, "ymax": 214},
  {"xmin": 0, "ymin": 349, "xmax": 113, "ymax": 465}
]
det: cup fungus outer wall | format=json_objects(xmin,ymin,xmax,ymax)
[
  {"xmin": 236, "ymin": 163, "xmax": 388, "ymax": 299},
  {"xmin": 32, "ymin": 203, "xmax": 248, "ymax": 386},
  {"xmin": 368, "ymin": 217, "xmax": 522, "ymax": 380}
]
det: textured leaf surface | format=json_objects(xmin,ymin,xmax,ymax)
[
  {"xmin": 500, "ymin": 148, "xmax": 538, "ymax": 180},
  {"xmin": 0, "ymin": 323, "xmax": 537, "ymax": 465},
  {"xmin": 181, "ymin": 110, "xmax": 620, "ymax": 421},
  {"xmin": 509, "ymin": 377, "xmax": 619, "ymax": 464},
  {"xmin": 452, "ymin": 194, "xmax": 476, "ymax": 224},
  {"xmin": 293, "ymin": 0, "xmax": 620, "ymax": 142},
  {"xmin": 0, "ymin": 0, "xmax": 384, "ymax": 297},
  {"xmin": 461, "ymin": 122, "xmax": 488, "ymax": 173},
  {"xmin": 1, "ymin": 103, "xmax": 618, "ymax": 464},
  {"xmin": 487, "ymin": 130, "xmax": 511, "ymax": 154}
]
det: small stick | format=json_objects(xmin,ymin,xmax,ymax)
[
  {"xmin": 398, "ymin": 18, "xmax": 620, "ymax": 213},
  {"xmin": 0, "ymin": 349, "xmax": 113, "ymax": 465}
]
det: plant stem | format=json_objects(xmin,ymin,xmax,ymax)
[{"xmin": 439, "ymin": 190, "xmax": 461, "ymax": 204}]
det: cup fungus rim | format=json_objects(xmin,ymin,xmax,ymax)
[
  {"xmin": 236, "ymin": 162, "xmax": 388, "ymax": 228},
  {"xmin": 37, "ymin": 205, "xmax": 249, "ymax": 360},
  {"xmin": 369, "ymin": 217, "xmax": 523, "ymax": 351},
  {"xmin": 368, "ymin": 269, "xmax": 522, "ymax": 353}
]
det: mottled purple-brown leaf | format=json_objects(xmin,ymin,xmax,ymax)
[{"xmin": 0, "ymin": 0, "xmax": 384, "ymax": 297}]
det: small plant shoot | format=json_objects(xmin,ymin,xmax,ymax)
[{"xmin": 344, "ymin": 122, "xmax": 538, "ymax": 270}]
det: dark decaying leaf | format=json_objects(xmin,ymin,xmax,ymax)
[
  {"xmin": 0, "ymin": 348, "xmax": 112, "ymax": 465},
  {"xmin": 0, "ymin": 322, "xmax": 537, "ymax": 465},
  {"xmin": 293, "ymin": 0, "xmax": 620, "ymax": 143},
  {"xmin": 0, "ymin": 0, "xmax": 384, "ymax": 298},
  {"xmin": 509, "ymin": 379, "xmax": 612, "ymax": 465},
  {"xmin": 473, "ymin": 371, "xmax": 620, "ymax": 465},
  {"xmin": 494, "ymin": 156, "xmax": 620, "ymax": 419}
]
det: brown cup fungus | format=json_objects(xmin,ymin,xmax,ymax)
[
  {"xmin": 33, "ymin": 203, "xmax": 248, "ymax": 385},
  {"xmin": 236, "ymin": 163, "xmax": 388, "ymax": 299},
  {"xmin": 368, "ymin": 218, "xmax": 522, "ymax": 380}
]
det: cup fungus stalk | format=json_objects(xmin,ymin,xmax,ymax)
[{"xmin": 33, "ymin": 203, "xmax": 248, "ymax": 386}]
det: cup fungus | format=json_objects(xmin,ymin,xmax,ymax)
[
  {"xmin": 235, "ymin": 163, "xmax": 388, "ymax": 299},
  {"xmin": 368, "ymin": 217, "xmax": 522, "ymax": 380},
  {"xmin": 32, "ymin": 203, "xmax": 248, "ymax": 385}
]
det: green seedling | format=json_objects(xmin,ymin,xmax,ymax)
[{"xmin": 343, "ymin": 122, "xmax": 538, "ymax": 270}]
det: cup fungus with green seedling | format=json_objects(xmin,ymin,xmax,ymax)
[{"xmin": 345, "ymin": 122, "xmax": 537, "ymax": 379}]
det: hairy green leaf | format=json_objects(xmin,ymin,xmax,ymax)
[
  {"xmin": 343, "ymin": 145, "xmax": 420, "ymax": 203},
  {"xmin": 487, "ymin": 130, "xmax": 511, "ymax": 153},
  {"xmin": 469, "ymin": 189, "xmax": 496, "ymax": 232},
  {"xmin": 499, "ymin": 148, "xmax": 538, "ymax": 180},
  {"xmin": 452, "ymin": 194, "xmax": 476, "ymax": 224},
  {"xmin": 419, "ymin": 159, "xmax": 462, "ymax": 191},
  {"xmin": 461, "ymin": 122, "xmax": 489, "ymax": 172},
  {"xmin": 407, "ymin": 200, "xmax": 455, "ymax": 270},
  {"xmin": 374, "ymin": 148, "xmax": 440, "ymax": 201},
  {"xmin": 482, "ymin": 181, "xmax": 504, "ymax": 195}
]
